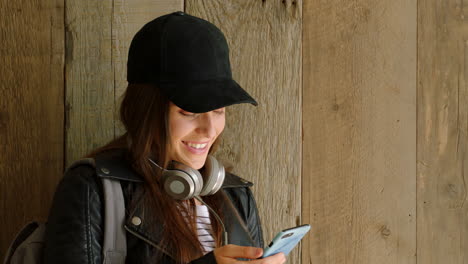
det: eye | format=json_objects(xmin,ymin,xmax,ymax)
[{"xmin": 179, "ymin": 110, "xmax": 197, "ymax": 117}]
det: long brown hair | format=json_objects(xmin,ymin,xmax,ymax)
[{"xmin": 85, "ymin": 83, "xmax": 225, "ymax": 263}]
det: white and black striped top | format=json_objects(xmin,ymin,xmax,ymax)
[
  {"xmin": 194, "ymin": 205, "xmax": 215, "ymax": 254},
  {"xmin": 180, "ymin": 205, "xmax": 216, "ymax": 254}
]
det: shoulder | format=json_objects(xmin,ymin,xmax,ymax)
[
  {"xmin": 56, "ymin": 148, "xmax": 135, "ymax": 201},
  {"xmin": 59, "ymin": 158, "xmax": 101, "ymax": 193},
  {"xmin": 49, "ymin": 158, "xmax": 104, "ymax": 215},
  {"xmin": 222, "ymin": 172, "xmax": 255, "ymax": 201},
  {"xmin": 63, "ymin": 148, "xmax": 143, "ymax": 185},
  {"xmin": 222, "ymin": 172, "xmax": 257, "ymax": 216},
  {"xmin": 222, "ymin": 172, "xmax": 253, "ymax": 188}
]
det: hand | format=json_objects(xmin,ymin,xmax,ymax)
[{"xmin": 213, "ymin": 244, "xmax": 286, "ymax": 264}]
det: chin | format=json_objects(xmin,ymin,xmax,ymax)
[
  {"xmin": 187, "ymin": 157, "xmax": 208, "ymax": 170},
  {"xmin": 190, "ymin": 161, "xmax": 205, "ymax": 170}
]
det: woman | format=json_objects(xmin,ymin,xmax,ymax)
[{"xmin": 43, "ymin": 11, "xmax": 287, "ymax": 264}]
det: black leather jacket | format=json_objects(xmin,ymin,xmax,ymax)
[{"xmin": 43, "ymin": 149, "xmax": 264, "ymax": 263}]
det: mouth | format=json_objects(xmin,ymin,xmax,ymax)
[
  {"xmin": 184, "ymin": 142, "xmax": 208, "ymax": 149},
  {"xmin": 182, "ymin": 141, "xmax": 210, "ymax": 154}
]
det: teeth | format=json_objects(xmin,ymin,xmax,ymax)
[{"xmin": 186, "ymin": 142, "xmax": 207, "ymax": 149}]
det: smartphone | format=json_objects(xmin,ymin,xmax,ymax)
[{"xmin": 262, "ymin": 224, "xmax": 311, "ymax": 258}]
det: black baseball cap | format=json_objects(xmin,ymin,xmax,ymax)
[{"xmin": 127, "ymin": 11, "xmax": 258, "ymax": 113}]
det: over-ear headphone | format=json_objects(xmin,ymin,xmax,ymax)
[{"xmin": 148, "ymin": 155, "xmax": 225, "ymax": 200}]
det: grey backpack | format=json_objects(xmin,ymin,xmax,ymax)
[{"xmin": 3, "ymin": 158, "xmax": 127, "ymax": 264}]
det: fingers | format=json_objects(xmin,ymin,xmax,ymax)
[
  {"xmin": 242, "ymin": 252, "xmax": 286, "ymax": 264},
  {"xmin": 213, "ymin": 245, "xmax": 287, "ymax": 264},
  {"xmin": 214, "ymin": 244, "xmax": 263, "ymax": 259}
]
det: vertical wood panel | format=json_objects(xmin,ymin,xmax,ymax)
[
  {"xmin": 418, "ymin": 1, "xmax": 468, "ymax": 263},
  {"xmin": 302, "ymin": 1, "xmax": 416, "ymax": 264},
  {"xmin": 186, "ymin": 1, "xmax": 302, "ymax": 263},
  {"xmin": 66, "ymin": 1, "xmax": 182, "ymax": 165},
  {"xmin": 112, "ymin": 0, "xmax": 183, "ymax": 136},
  {"xmin": 0, "ymin": 0, "xmax": 64, "ymax": 259},
  {"xmin": 65, "ymin": 0, "xmax": 114, "ymax": 165}
]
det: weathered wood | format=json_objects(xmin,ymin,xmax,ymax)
[
  {"xmin": 186, "ymin": 1, "xmax": 302, "ymax": 263},
  {"xmin": 66, "ymin": 1, "xmax": 183, "ymax": 165},
  {"xmin": 418, "ymin": 1, "xmax": 468, "ymax": 263},
  {"xmin": 302, "ymin": 1, "xmax": 416, "ymax": 264},
  {"xmin": 112, "ymin": 0, "xmax": 183, "ymax": 136},
  {"xmin": 65, "ymin": 0, "xmax": 115, "ymax": 165},
  {"xmin": 0, "ymin": 0, "xmax": 64, "ymax": 259}
]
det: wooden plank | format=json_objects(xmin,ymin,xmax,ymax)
[
  {"xmin": 112, "ymin": 0, "xmax": 183, "ymax": 136},
  {"xmin": 186, "ymin": 1, "xmax": 302, "ymax": 263},
  {"xmin": 66, "ymin": 1, "xmax": 183, "ymax": 165},
  {"xmin": 0, "ymin": 0, "xmax": 64, "ymax": 259},
  {"xmin": 302, "ymin": 1, "xmax": 416, "ymax": 264},
  {"xmin": 65, "ymin": 0, "xmax": 114, "ymax": 165},
  {"xmin": 418, "ymin": 1, "xmax": 468, "ymax": 263}
]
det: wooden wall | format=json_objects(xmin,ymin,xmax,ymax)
[
  {"xmin": 418, "ymin": 1, "xmax": 468, "ymax": 263},
  {"xmin": 0, "ymin": 0, "xmax": 64, "ymax": 260},
  {"xmin": 2, "ymin": 0, "xmax": 467, "ymax": 263},
  {"xmin": 302, "ymin": 1, "xmax": 417, "ymax": 263}
]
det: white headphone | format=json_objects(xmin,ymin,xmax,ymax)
[{"xmin": 148, "ymin": 155, "xmax": 225, "ymax": 200}]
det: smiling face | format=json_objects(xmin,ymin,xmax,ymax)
[{"xmin": 166, "ymin": 102, "xmax": 225, "ymax": 170}]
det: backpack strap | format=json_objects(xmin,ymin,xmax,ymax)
[
  {"xmin": 2, "ymin": 222, "xmax": 46, "ymax": 264},
  {"xmin": 67, "ymin": 158, "xmax": 127, "ymax": 263},
  {"xmin": 102, "ymin": 177, "xmax": 127, "ymax": 264}
]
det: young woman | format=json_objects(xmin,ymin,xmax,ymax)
[{"xmin": 43, "ymin": 11, "xmax": 287, "ymax": 264}]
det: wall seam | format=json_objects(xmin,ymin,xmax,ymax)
[
  {"xmin": 112, "ymin": 0, "xmax": 116, "ymax": 139},
  {"xmin": 300, "ymin": 1, "xmax": 304, "ymax": 264},
  {"xmin": 415, "ymin": 0, "xmax": 419, "ymax": 263},
  {"xmin": 63, "ymin": 0, "xmax": 67, "ymax": 169}
]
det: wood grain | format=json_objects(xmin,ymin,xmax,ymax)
[
  {"xmin": 66, "ymin": 1, "xmax": 182, "ymax": 165},
  {"xmin": 418, "ymin": 1, "xmax": 468, "ymax": 263},
  {"xmin": 112, "ymin": 0, "xmax": 183, "ymax": 136},
  {"xmin": 65, "ymin": 0, "xmax": 115, "ymax": 165},
  {"xmin": 302, "ymin": 1, "xmax": 416, "ymax": 264},
  {"xmin": 0, "ymin": 0, "xmax": 64, "ymax": 259},
  {"xmin": 186, "ymin": 1, "xmax": 302, "ymax": 263}
]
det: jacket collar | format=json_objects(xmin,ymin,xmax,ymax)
[{"xmin": 93, "ymin": 148, "xmax": 254, "ymax": 188}]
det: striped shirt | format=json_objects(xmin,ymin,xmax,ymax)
[
  {"xmin": 180, "ymin": 204, "xmax": 216, "ymax": 254},
  {"xmin": 194, "ymin": 205, "xmax": 216, "ymax": 254}
]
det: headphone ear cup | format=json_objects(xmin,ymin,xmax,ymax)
[
  {"xmin": 199, "ymin": 155, "xmax": 225, "ymax": 196},
  {"xmin": 163, "ymin": 162, "xmax": 203, "ymax": 200},
  {"xmin": 162, "ymin": 169, "xmax": 195, "ymax": 200}
]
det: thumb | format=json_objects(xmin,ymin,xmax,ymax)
[{"xmin": 215, "ymin": 245, "xmax": 263, "ymax": 259}]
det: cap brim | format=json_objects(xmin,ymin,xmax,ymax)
[{"xmin": 158, "ymin": 79, "xmax": 258, "ymax": 113}]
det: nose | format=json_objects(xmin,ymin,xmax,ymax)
[{"xmin": 196, "ymin": 112, "xmax": 217, "ymax": 138}]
